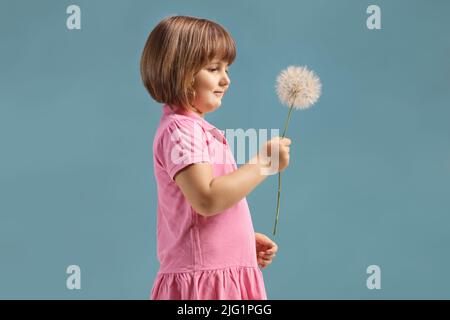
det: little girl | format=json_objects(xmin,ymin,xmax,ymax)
[{"xmin": 140, "ymin": 15, "xmax": 291, "ymax": 300}]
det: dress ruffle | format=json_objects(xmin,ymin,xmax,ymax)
[{"xmin": 150, "ymin": 266, "xmax": 267, "ymax": 300}]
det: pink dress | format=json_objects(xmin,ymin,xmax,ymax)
[{"xmin": 150, "ymin": 104, "xmax": 267, "ymax": 300}]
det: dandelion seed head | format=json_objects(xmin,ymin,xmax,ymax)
[{"xmin": 275, "ymin": 65, "xmax": 322, "ymax": 110}]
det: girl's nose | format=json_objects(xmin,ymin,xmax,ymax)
[{"xmin": 221, "ymin": 73, "xmax": 230, "ymax": 86}]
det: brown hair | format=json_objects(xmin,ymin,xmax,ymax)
[{"xmin": 140, "ymin": 15, "xmax": 236, "ymax": 110}]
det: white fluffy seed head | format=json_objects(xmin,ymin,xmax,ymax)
[{"xmin": 275, "ymin": 65, "xmax": 322, "ymax": 109}]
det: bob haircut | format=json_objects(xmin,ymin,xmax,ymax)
[{"xmin": 140, "ymin": 15, "xmax": 236, "ymax": 110}]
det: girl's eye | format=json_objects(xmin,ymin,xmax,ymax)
[{"xmin": 208, "ymin": 68, "xmax": 229, "ymax": 74}]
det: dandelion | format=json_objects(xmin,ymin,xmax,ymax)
[{"xmin": 273, "ymin": 66, "xmax": 322, "ymax": 235}]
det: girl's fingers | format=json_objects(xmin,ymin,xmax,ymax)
[
  {"xmin": 266, "ymin": 245, "xmax": 278, "ymax": 254},
  {"xmin": 258, "ymin": 255, "xmax": 276, "ymax": 261},
  {"xmin": 259, "ymin": 260, "xmax": 272, "ymax": 267},
  {"xmin": 260, "ymin": 250, "xmax": 276, "ymax": 255},
  {"xmin": 258, "ymin": 256, "xmax": 274, "ymax": 263}
]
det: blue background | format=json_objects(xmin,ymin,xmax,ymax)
[{"xmin": 1, "ymin": 0, "xmax": 449, "ymax": 299}]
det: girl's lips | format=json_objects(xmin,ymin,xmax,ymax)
[{"xmin": 214, "ymin": 91, "xmax": 224, "ymax": 97}]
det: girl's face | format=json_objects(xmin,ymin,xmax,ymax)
[{"xmin": 189, "ymin": 59, "xmax": 230, "ymax": 117}]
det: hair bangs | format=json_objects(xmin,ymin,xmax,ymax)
[{"xmin": 204, "ymin": 22, "xmax": 236, "ymax": 66}]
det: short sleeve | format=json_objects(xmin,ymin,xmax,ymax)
[{"xmin": 159, "ymin": 118, "xmax": 211, "ymax": 180}]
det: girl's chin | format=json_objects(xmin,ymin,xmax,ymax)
[
  {"xmin": 194, "ymin": 101, "xmax": 221, "ymax": 113},
  {"xmin": 207, "ymin": 100, "xmax": 221, "ymax": 109}
]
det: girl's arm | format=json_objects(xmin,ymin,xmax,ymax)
[
  {"xmin": 174, "ymin": 155, "xmax": 267, "ymax": 216},
  {"xmin": 174, "ymin": 137, "xmax": 291, "ymax": 217}
]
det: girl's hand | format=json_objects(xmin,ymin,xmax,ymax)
[
  {"xmin": 258, "ymin": 137, "xmax": 291, "ymax": 173},
  {"xmin": 255, "ymin": 232, "xmax": 278, "ymax": 269}
]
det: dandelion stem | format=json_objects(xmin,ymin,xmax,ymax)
[
  {"xmin": 281, "ymin": 103, "xmax": 295, "ymax": 138},
  {"xmin": 273, "ymin": 103, "xmax": 295, "ymax": 235}
]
